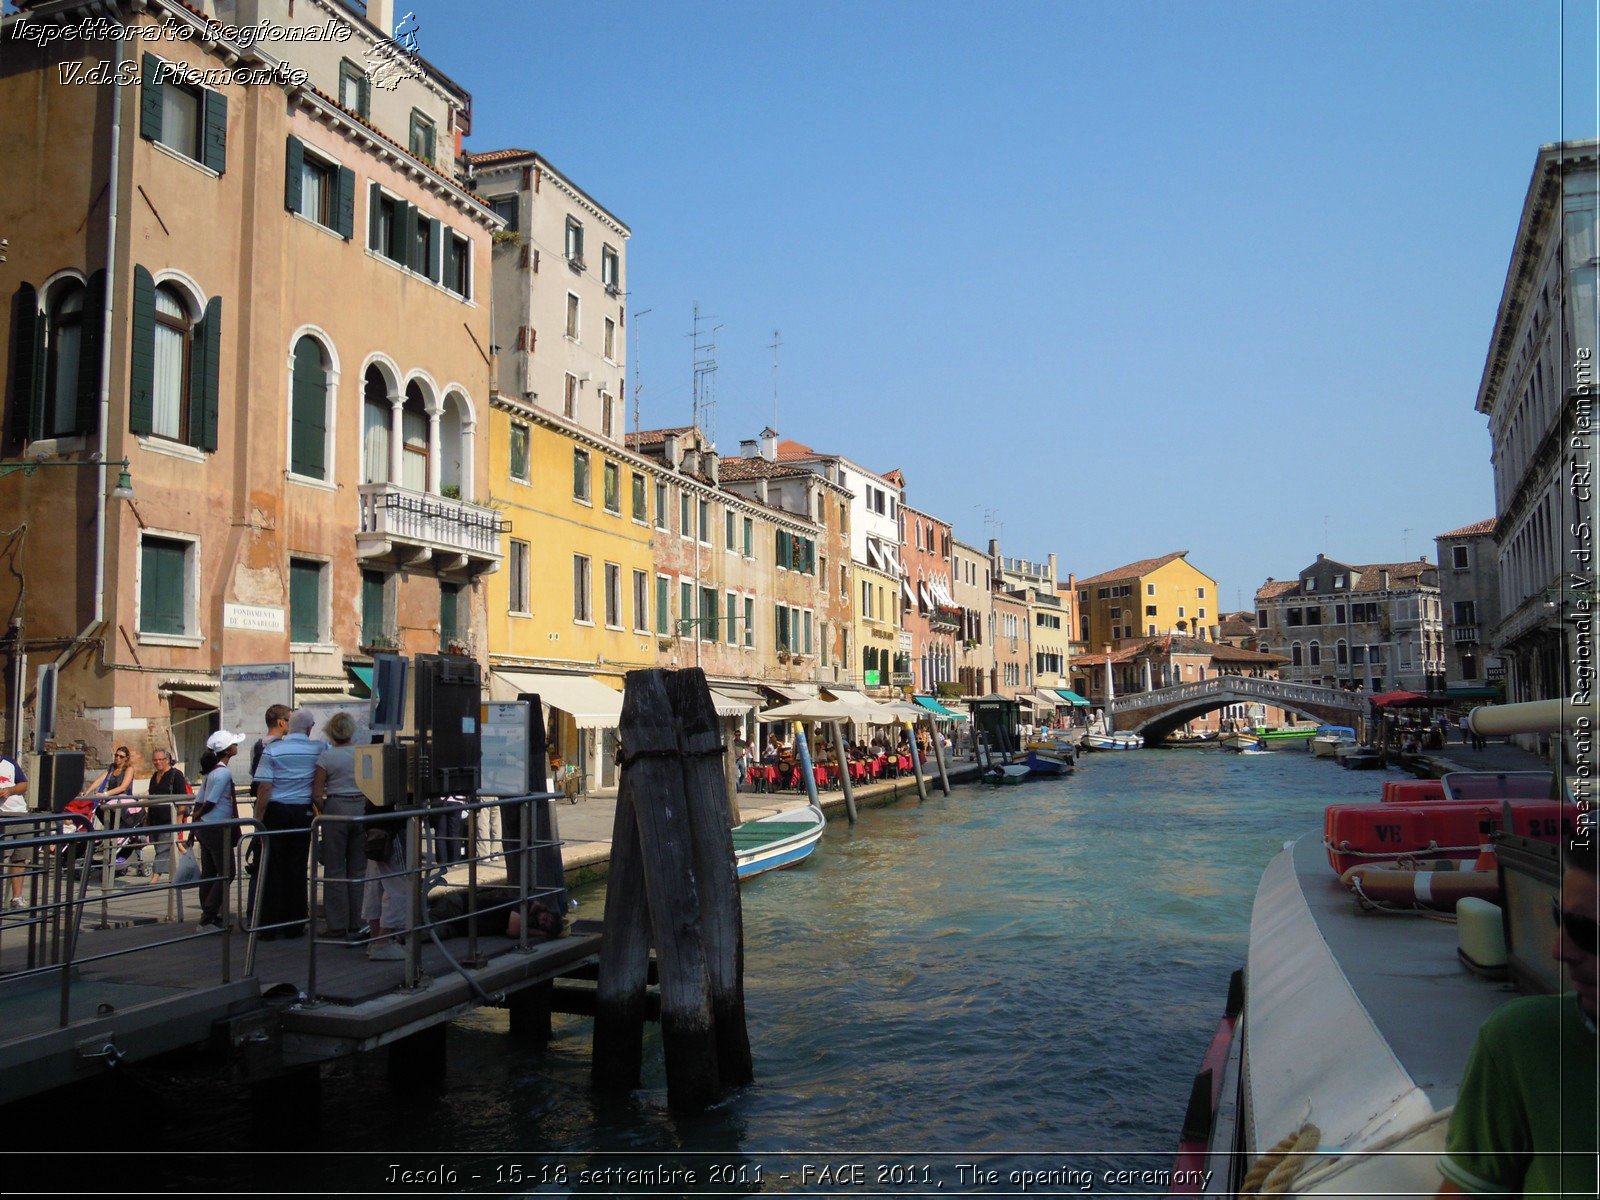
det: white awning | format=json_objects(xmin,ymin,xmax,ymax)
[
  {"xmin": 709, "ymin": 685, "xmax": 764, "ymax": 716},
  {"xmin": 931, "ymin": 578, "xmax": 955, "ymax": 607},
  {"xmin": 881, "ymin": 544, "xmax": 902, "ymax": 575},
  {"xmin": 491, "ymin": 669, "xmax": 623, "ymax": 728},
  {"xmin": 761, "ymin": 682, "xmax": 819, "ymax": 703},
  {"xmin": 917, "ymin": 581, "xmax": 931, "ymax": 610},
  {"xmin": 902, "ymin": 578, "xmax": 915, "ymax": 605},
  {"xmin": 164, "ymin": 688, "xmax": 218, "ymax": 709},
  {"xmin": 865, "ymin": 540, "xmax": 883, "ymax": 571}
]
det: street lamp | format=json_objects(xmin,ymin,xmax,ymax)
[{"xmin": 0, "ymin": 456, "xmax": 134, "ymax": 502}]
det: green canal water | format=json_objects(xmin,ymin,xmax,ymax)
[{"xmin": 32, "ymin": 747, "xmax": 1389, "ymax": 1192}]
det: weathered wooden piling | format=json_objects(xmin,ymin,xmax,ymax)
[
  {"xmin": 830, "ymin": 720, "xmax": 858, "ymax": 823},
  {"xmin": 597, "ymin": 670, "xmax": 721, "ymax": 1110},
  {"xmin": 590, "ymin": 770, "xmax": 651, "ymax": 1092},
  {"xmin": 929, "ymin": 719, "xmax": 952, "ymax": 796},
  {"xmin": 905, "ymin": 721, "xmax": 930, "ymax": 802},
  {"xmin": 669, "ymin": 669, "xmax": 753, "ymax": 1088}
]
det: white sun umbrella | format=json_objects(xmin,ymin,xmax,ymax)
[
  {"xmin": 756, "ymin": 698, "xmax": 856, "ymax": 722},
  {"xmin": 830, "ymin": 693, "xmax": 901, "ymax": 725}
]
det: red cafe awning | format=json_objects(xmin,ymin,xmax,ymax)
[{"xmin": 1369, "ymin": 690, "xmax": 1431, "ymax": 709}]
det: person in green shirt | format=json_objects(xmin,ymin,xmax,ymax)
[{"xmin": 1437, "ymin": 834, "xmax": 1598, "ymax": 1197}]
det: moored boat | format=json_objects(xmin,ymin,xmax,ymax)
[
  {"xmin": 1309, "ymin": 725, "xmax": 1357, "ymax": 758},
  {"xmin": 1257, "ymin": 726, "xmax": 1318, "ymax": 747},
  {"xmin": 1172, "ymin": 697, "xmax": 1591, "ymax": 1196},
  {"xmin": 1221, "ymin": 733, "xmax": 1264, "ymax": 753},
  {"xmin": 1023, "ymin": 749, "xmax": 1073, "ymax": 777},
  {"xmin": 981, "ymin": 762, "xmax": 1030, "ymax": 785},
  {"xmin": 731, "ymin": 800, "xmax": 825, "ymax": 880}
]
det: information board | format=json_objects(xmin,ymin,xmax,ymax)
[
  {"xmin": 479, "ymin": 701, "xmax": 532, "ymax": 797},
  {"xmin": 298, "ymin": 700, "xmax": 374, "ymax": 749},
  {"xmin": 219, "ymin": 663, "xmax": 294, "ymax": 786}
]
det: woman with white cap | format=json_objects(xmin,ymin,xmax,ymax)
[{"xmin": 194, "ymin": 729, "xmax": 246, "ymax": 930}]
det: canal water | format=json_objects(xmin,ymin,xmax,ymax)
[{"xmin": 45, "ymin": 747, "xmax": 1386, "ymax": 1192}]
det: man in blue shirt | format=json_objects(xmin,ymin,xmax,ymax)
[{"xmin": 253, "ymin": 708, "xmax": 323, "ymax": 939}]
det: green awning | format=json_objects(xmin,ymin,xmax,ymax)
[
  {"xmin": 1054, "ymin": 689, "xmax": 1090, "ymax": 706},
  {"xmin": 348, "ymin": 665, "xmax": 374, "ymax": 698},
  {"xmin": 913, "ymin": 694, "xmax": 967, "ymax": 719},
  {"xmin": 1443, "ymin": 685, "xmax": 1503, "ymax": 699}
]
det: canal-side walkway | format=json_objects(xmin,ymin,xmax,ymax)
[
  {"xmin": 1406, "ymin": 737, "xmax": 1552, "ymax": 779},
  {"xmin": 554, "ymin": 757, "xmax": 984, "ymax": 884}
]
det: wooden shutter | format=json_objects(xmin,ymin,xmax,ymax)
[
  {"xmin": 427, "ymin": 217, "xmax": 441, "ymax": 282},
  {"xmin": 284, "ymin": 135, "xmax": 304, "ymax": 212},
  {"xmin": 289, "ymin": 337, "xmax": 326, "ymax": 478},
  {"xmin": 335, "ymin": 166, "xmax": 355, "ymax": 239},
  {"xmin": 127, "ymin": 266, "xmax": 156, "ymax": 436},
  {"xmin": 393, "ymin": 201, "xmax": 414, "ymax": 265},
  {"xmin": 289, "ymin": 561, "xmax": 321, "ymax": 643},
  {"xmin": 368, "ymin": 181, "xmax": 382, "ymax": 249},
  {"xmin": 200, "ymin": 87, "xmax": 227, "ymax": 174},
  {"xmin": 7, "ymin": 285, "xmax": 43, "ymax": 448},
  {"xmin": 73, "ymin": 269, "xmax": 106, "ymax": 437},
  {"xmin": 139, "ymin": 54, "xmax": 164, "ymax": 142},
  {"xmin": 139, "ymin": 539, "xmax": 186, "ymax": 636},
  {"xmin": 188, "ymin": 295, "xmax": 221, "ymax": 451}
]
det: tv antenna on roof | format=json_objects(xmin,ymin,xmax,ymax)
[
  {"xmin": 689, "ymin": 305, "xmax": 721, "ymax": 441},
  {"xmin": 631, "ymin": 307, "xmax": 651, "ymax": 438},
  {"xmin": 769, "ymin": 329, "xmax": 782, "ymax": 430}
]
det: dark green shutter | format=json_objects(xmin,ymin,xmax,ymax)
[
  {"xmin": 361, "ymin": 570, "xmax": 385, "ymax": 645},
  {"xmin": 426, "ymin": 217, "xmax": 441, "ymax": 282},
  {"xmin": 368, "ymin": 181, "xmax": 382, "ymax": 249},
  {"xmin": 200, "ymin": 87, "xmax": 227, "ymax": 174},
  {"xmin": 73, "ymin": 270, "xmax": 105, "ymax": 437},
  {"xmin": 392, "ymin": 201, "xmax": 414, "ymax": 264},
  {"xmin": 439, "ymin": 583, "xmax": 459, "ymax": 650},
  {"xmin": 335, "ymin": 167, "xmax": 355, "ymax": 239},
  {"xmin": 127, "ymin": 266, "xmax": 156, "ymax": 436},
  {"xmin": 289, "ymin": 337, "xmax": 326, "ymax": 478},
  {"xmin": 776, "ymin": 530, "xmax": 788, "ymax": 565},
  {"xmin": 140, "ymin": 538, "xmax": 186, "ymax": 635},
  {"xmin": 289, "ymin": 561, "xmax": 321, "ymax": 643},
  {"xmin": 284, "ymin": 135, "xmax": 304, "ymax": 212},
  {"xmin": 359, "ymin": 74, "xmax": 371, "ymax": 120},
  {"xmin": 188, "ymin": 295, "xmax": 220, "ymax": 451},
  {"xmin": 7, "ymin": 285, "xmax": 43, "ymax": 447},
  {"xmin": 139, "ymin": 54, "xmax": 164, "ymax": 142}
]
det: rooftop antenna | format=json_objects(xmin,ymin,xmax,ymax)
[
  {"xmin": 1401, "ymin": 527, "xmax": 1413, "ymax": 558},
  {"xmin": 1322, "ymin": 513, "xmax": 1330, "ymax": 552},
  {"xmin": 630, "ymin": 307, "xmax": 651, "ymax": 438},
  {"xmin": 689, "ymin": 305, "xmax": 721, "ymax": 440},
  {"xmin": 769, "ymin": 329, "xmax": 782, "ymax": 430}
]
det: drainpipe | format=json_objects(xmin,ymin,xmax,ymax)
[{"xmin": 57, "ymin": 30, "xmax": 124, "ymax": 674}]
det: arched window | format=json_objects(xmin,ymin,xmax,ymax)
[
  {"xmin": 1336, "ymin": 639, "xmax": 1348, "ymax": 665},
  {"xmin": 44, "ymin": 280, "xmax": 85, "ymax": 438},
  {"xmin": 1291, "ymin": 642, "xmax": 1303, "ymax": 666},
  {"xmin": 362, "ymin": 366, "xmax": 391, "ymax": 483},
  {"xmin": 1308, "ymin": 641, "xmax": 1321, "ymax": 666},
  {"xmin": 289, "ymin": 335, "xmax": 330, "ymax": 480},
  {"xmin": 440, "ymin": 390, "xmax": 473, "ymax": 500},
  {"xmin": 402, "ymin": 381, "xmax": 429, "ymax": 491},
  {"xmin": 151, "ymin": 284, "xmax": 192, "ymax": 441}
]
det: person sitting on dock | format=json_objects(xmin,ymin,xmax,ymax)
[{"xmin": 1436, "ymin": 835, "xmax": 1597, "ymax": 1197}]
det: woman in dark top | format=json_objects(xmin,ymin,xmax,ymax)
[{"xmin": 145, "ymin": 747, "xmax": 189, "ymax": 884}]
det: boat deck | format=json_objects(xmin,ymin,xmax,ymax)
[
  {"xmin": 1243, "ymin": 835, "xmax": 1518, "ymax": 1156},
  {"xmin": 729, "ymin": 821, "xmax": 818, "ymax": 852}
]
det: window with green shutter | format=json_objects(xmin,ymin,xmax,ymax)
[
  {"xmin": 680, "ymin": 581, "xmax": 693, "ymax": 634},
  {"xmin": 440, "ymin": 582, "xmax": 461, "ymax": 651},
  {"xmin": 743, "ymin": 516, "xmax": 752, "ymax": 557},
  {"xmin": 655, "ymin": 576, "xmax": 669, "ymax": 636},
  {"xmin": 289, "ymin": 335, "xmax": 328, "ymax": 479},
  {"xmin": 139, "ymin": 537, "xmax": 189, "ymax": 636},
  {"xmin": 700, "ymin": 587, "xmax": 717, "ymax": 642},
  {"xmin": 361, "ymin": 569, "xmax": 388, "ymax": 646},
  {"xmin": 289, "ymin": 558, "xmax": 323, "ymax": 644},
  {"xmin": 509, "ymin": 422, "xmax": 530, "ymax": 481},
  {"xmin": 338, "ymin": 59, "xmax": 370, "ymax": 119},
  {"xmin": 744, "ymin": 597, "xmax": 754, "ymax": 647},
  {"xmin": 8, "ymin": 283, "xmax": 43, "ymax": 448}
]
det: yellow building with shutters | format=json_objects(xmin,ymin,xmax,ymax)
[
  {"xmin": 1075, "ymin": 551, "xmax": 1220, "ymax": 649},
  {"xmin": 484, "ymin": 398, "xmax": 660, "ymax": 794}
]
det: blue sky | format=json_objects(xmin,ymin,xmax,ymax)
[{"xmin": 415, "ymin": 0, "xmax": 1596, "ymax": 612}]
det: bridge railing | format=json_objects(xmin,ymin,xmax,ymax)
[{"xmin": 1110, "ymin": 673, "xmax": 1364, "ymax": 714}]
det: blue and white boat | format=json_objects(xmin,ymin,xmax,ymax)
[
  {"xmin": 1023, "ymin": 749, "xmax": 1073, "ymax": 777},
  {"xmin": 730, "ymin": 800, "xmax": 825, "ymax": 880},
  {"xmin": 1310, "ymin": 725, "xmax": 1358, "ymax": 758}
]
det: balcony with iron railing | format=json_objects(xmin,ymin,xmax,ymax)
[
  {"xmin": 1451, "ymin": 626, "xmax": 1479, "ymax": 644},
  {"xmin": 357, "ymin": 483, "xmax": 506, "ymax": 575}
]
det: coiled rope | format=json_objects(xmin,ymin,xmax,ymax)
[{"xmin": 1239, "ymin": 1122, "xmax": 1321, "ymax": 1196}]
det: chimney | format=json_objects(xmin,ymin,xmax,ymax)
[
  {"xmin": 663, "ymin": 433, "xmax": 683, "ymax": 470},
  {"xmin": 1046, "ymin": 552, "xmax": 1057, "ymax": 584},
  {"xmin": 988, "ymin": 537, "xmax": 1000, "ymax": 563},
  {"xmin": 1379, "ymin": 569, "xmax": 1391, "ymax": 590},
  {"xmin": 705, "ymin": 450, "xmax": 719, "ymax": 485},
  {"xmin": 756, "ymin": 478, "xmax": 769, "ymax": 505},
  {"xmin": 683, "ymin": 448, "xmax": 701, "ymax": 477},
  {"xmin": 367, "ymin": 0, "xmax": 396, "ymax": 35},
  {"xmin": 740, "ymin": 439, "xmax": 759, "ymax": 458},
  {"xmin": 760, "ymin": 426, "xmax": 778, "ymax": 462}
]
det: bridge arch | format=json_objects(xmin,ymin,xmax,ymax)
[
  {"xmin": 1109, "ymin": 674, "xmax": 1365, "ymax": 744},
  {"xmin": 1131, "ymin": 696, "xmax": 1354, "ymax": 743}
]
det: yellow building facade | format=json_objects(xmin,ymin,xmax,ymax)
[
  {"xmin": 484, "ymin": 398, "xmax": 660, "ymax": 793},
  {"xmin": 1076, "ymin": 552, "xmax": 1220, "ymax": 649},
  {"xmin": 853, "ymin": 562, "xmax": 904, "ymax": 695}
]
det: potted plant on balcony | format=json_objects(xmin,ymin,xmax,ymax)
[
  {"xmin": 441, "ymin": 483, "xmax": 462, "ymax": 501},
  {"xmin": 362, "ymin": 633, "xmax": 401, "ymax": 655},
  {"xmin": 777, "ymin": 650, "xmax": 790, "ymax": 664}
]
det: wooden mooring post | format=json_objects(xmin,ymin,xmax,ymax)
[
  {"xmin": 904, "ymin": 720, "xmax": 930, "ymax": 803},
  {"xmin": 591, "ymin": 669, "xmax": 752, "ymax": 1111},
  {"xmin": 929, "ymin": 718, "xmax": 952, "ymax": 796},
  {"xmin": 830, "ymin": 720, "xmax": 858, "ymax": 823}
]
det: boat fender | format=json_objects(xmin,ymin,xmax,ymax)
[
  {"xmin": 1239, "ymin": 1122, "xmax": 1321, "ymax": 1196},
  {"xmin": 1339, "ymin": 865, "xmax": 1500, "ymax": 910}
]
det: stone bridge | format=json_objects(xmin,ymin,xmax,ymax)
[{"xmin": 1109, "ymin": 674, "xmax": 1366, "ymax": 743}]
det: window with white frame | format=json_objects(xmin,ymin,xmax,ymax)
[
  {"xmin": 634, "ymin": 570, "xmax": 649, "ymax": 632},
  {"xmin": 565, "ymin": 217, "xmax": 585, "ymax": 265},
  {"xmin": 604, "ymin": 562, "xmax": 622, "ymax": 629},
  {"xmin": 509, "ymin": 422, "xmax": 530, "ymax": 482},
  {"xmin": 566, "ymin": 293, "xmax": 580, "ymax": 339},
  {"xmin": 573, "ymin": 554, "xmax": 592, "ymax": 623},
  {"xmin": 509, "ymin": 540, "xmax": 530, "ymax": 613},
  {"xmin": 601, "ymin": 243, "xmax": 620, "ymax": 291},
  {"xmin": 139, "ymin": 533, "xmax": 196, "ymax": 638}
]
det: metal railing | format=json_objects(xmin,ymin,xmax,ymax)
[
  {"xmin": 357, "ymin": 482, "xmax": 507, "ymax": 559},
  {"xmin": 1109, "ymin": 673, "xmax": 1367, "ymax": 715},
  {"xmin": 0, "ymin": 814, "xmax": 257, "ymax": 1028},
  {"xmin": 301, "ymin": 794, "xmax": 563, "ymax": 1002}
]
